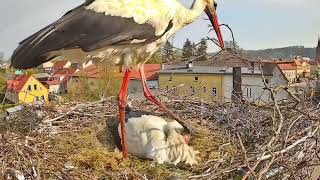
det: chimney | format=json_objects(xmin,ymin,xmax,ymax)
[{"xmin": 186, "ymin": 61, "xmax": 193, "ymax": 71}]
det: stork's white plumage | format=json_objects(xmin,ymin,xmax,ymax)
[
  {"xmin": 118, "ymin": 115, "xmax": 199, "ymax": 165},
  {"xmin": 11, "ymin": 0, "xmax": 225, "ymax": 159}
]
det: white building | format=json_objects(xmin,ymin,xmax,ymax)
[{"xmin": 223, "ymin": 63, "xmax": 289, "ymax": 103}]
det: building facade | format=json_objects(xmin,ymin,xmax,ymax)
[
  {"xmin": 159, "ymin": 62, "xmax": 289, "ymax": 103},
  {"xmin": 7, "ymin": 75, "xmax": 49, "ymax": 104}
]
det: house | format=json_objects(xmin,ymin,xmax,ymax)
[
  {"xmin": 33, "ymin": 73, "xmax": 51, "ymax": 83},
  {"xmin": 159, "ymin": 61, "xmax": 289, "ymax": 103},
  {"xmin": 46, "ymin": 68, "xmax": 78, "ymax": 94},
  {"xmin": 309, "ymin": 61, "xmax": 320, "ymax": 76},
  {"xmin": 128, "ymin": 64, "xmax": 161, "ymax": 93},
  {"xmin": 0, "ymin": 62, "xmax": 10, "ymax": 69},
  {"xmin": 68, "ymin": 64, "xmax": 122, "ymax": 92},
  {"xmin": 52, "ymin": 60, "xmax": 71, "ymax": 73},
  {"xmin": 277, "ymin": 63, "xmax": 297, "ymax": 83},
  {"xmin": 68, "ymin": 64, "xmax": 103, "ymax": 95},
  {"xmin": 294, "ymin": 58, "xmax": 310, "ymax": 77},
  {"xmin": 42, "ymin": 61, "xmax": 54, "ymax": 71},
  {"xmin": 6, "ymin": 75, "xmax": 49, "ymax": 104}
]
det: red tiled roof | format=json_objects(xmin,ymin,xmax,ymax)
[
  {"xmin": 130, "ymin": 64, "xmax": 161, "ymax": 81},
  {"xmin": 46, "ymin": 80, "xmax": 61, "ymax": 85},
  {"xmin": 53, "ymin": 60, "xmax": 69, "ymax": 68},
  {"xmin": 278, "ymin": 63, "xmax": 297, "ymax": 70},
  {"xmin": 53, "ymin": 68, "xmax": 78, "ymax": 76},
  {"xmin": 73, "ymin": 65, "xmax": 101, "ymax": 78},
  {"xmin": 7, "ymin": 75, "xmax": 30, "ymax": 92}
]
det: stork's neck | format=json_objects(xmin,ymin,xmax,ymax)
[{"xmin": 184, "ymin": 0, "xmax": 207, "ymax": 24}]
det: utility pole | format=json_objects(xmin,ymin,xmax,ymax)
[{"xmin": 232, "ymin": 67, "xmax": 242, "ymax": 102}]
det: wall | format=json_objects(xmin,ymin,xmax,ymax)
[
  {"xmin": 18, "ymin": 76, "xmax": 49, "ymax": 103},
  {"xmin": 128, "ymin": 80, "xmax": 159, "ymax": 93},
  {"xmin": 282, "ymin": 70, "xmax": 297, "ymax": 83},
  {"xmin": 159, "ymin": 73, "xmax": 224, "ymax": 100},
  {"xmin": 223, "ymin": 67, "xmax": 288, "ymax": 103}
]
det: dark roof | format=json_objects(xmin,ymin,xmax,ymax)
[
  {"xmin": 160, "ymin": 64, "xmax": 274, "ymax": 76},
  {"xmin": 170, "ymin": 50, "xmax": 254, "ymax": 68}
]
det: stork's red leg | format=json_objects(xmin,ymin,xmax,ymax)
[
  {"xmin": 118, "ymin": 69, "xmax": 132, "ymax": 159},
  {"xmin": 139, "ymin": 66, "xmax": 180, "ymax": 121}
]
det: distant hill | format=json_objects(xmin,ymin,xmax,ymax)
[{"xmin": 243, "ymin": 46, "xmax": 316, "ymax": 60}]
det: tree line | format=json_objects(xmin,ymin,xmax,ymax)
[{"xmin": 148, "ymin": 38, "xmax": 208, "ymax": 64}]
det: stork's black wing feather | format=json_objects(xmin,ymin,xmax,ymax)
[{"xmin": 11, "ymin": 3, "xmax": 173, "ymax": 69}]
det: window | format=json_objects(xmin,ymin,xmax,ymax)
[
  {"xmin": 264, "ymin": 79, "xmax": 269, "ymax": 84},
  {"xmin": 212, "ymin": 87, "xmax": 217, "ymax": 96},
  {"xmin": 173, "ymin": 86, "xmax": 176, "ymax": 92},
  {"xmin": 194, "ymin": 76, "xmax": 199, "ymax": 81},
  {"xmin": 41, "ymin": 95, "xmax": 45, "ymax": 100},
  {"xmin": 190, "ymin": 86, "xmax": 195, "ymax": 94},
  {"xmin": 35, "ymin": 96, "xmax": 39, "ymax": 101},
  {"xmin": 246, "ymin": 87, "xmax": 252, "ymax": 98},
  {"xmin": 34, "ymin": 84, "xmax": 38, "ymax": 90},
  {"xmin": 27, "ymin": 85, "xmax": 32, "ymax": 91},
  {"xmin": 203, "ymin": 87, "xmax": 207, "ymax": 92}
]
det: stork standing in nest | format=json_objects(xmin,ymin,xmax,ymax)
[{"xmin": 10, "ymin": 0, "xmax": 225, "ymax": 159}]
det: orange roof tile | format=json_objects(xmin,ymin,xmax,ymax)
[
  {"xmin": 73, "ymin": 65, "xmax": 101, "ymax": 78},
  {"xmin": 53, "ymin": 68, "xmax": 78, "ymax": 77},
  {"xmin": 7, "ymin": 75, "xmax": 31, "ymax": 92},
  {"xmin": 130, "ymin": 64, "xmax": 161, "ymax": 81},
  {"xmin": 278, "ymin": 63, "xmax": 297, "ymax": 70},
  {"xmin": 53, "ymin": 60, "xmax": 69, "ymax": 68}
]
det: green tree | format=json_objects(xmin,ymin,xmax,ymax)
[
  {"xmin": 182, "ymin": 39, "xmax": 193, "ymax": 60},
  {"xmin": 0, "ymin": 75, "xmax": 6, "ymax": 93},
  {"xmin": 196, "ymin": 38, "xmax": 208, "ymax": 61},
  {"xmin": 147, "ymin": 49, "xmax": 162, "ymax": 64},
  {"xmin": 162, "ymin": 42, "xmax": 174, "ymax": 62}
]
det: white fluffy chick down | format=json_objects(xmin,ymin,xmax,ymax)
[{"xmin": 118, "ymin": 115, "xmax": 199, "ymax": 165}]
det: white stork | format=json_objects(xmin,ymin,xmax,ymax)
[{"xmin": 10, "ymin": 0, "xmax": 225, "ymax": 159}]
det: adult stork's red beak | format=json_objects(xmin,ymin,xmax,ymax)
[{"xmin": 205, "ymin": 3, "xmax": 225, "ymax": 49}]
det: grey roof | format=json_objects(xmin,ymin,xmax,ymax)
[
  {"xmin": 160, "ymin": 65, "xmax": 274, "ymax": 76},
  {"xmin": 6, "ymin": 105, "xmax": 24, "ymax": 114},
  {"xmin": 33, "ymin": 73, "xmax": 51, "ymax": 79}
]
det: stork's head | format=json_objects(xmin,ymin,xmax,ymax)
[{"xmin": 204, "ymin": 0, "xmax": 225, "ymax": 49}]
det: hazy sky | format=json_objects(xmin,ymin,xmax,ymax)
[{"xmin": 0, "ymin": 0, "xmax": 320, "ymax": 58}]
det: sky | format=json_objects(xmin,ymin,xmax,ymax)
[{"xmin": 0, "ymin": 0, "xmax": 320, "ymax": 59}]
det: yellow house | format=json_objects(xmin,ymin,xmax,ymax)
[
  {"xmin": 7, "ymin": 75, "xmax": 49, "ymax": 104},
  {"xmin": 159, "ymin": 65, "xmax": 224, "ymax": 100}
]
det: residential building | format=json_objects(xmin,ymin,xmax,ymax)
[
  {"xmin": 294, "ymin": 58, "xmax": 310, "ymax": 77},
  {"xmin": 159, "ymin": 62, "xmax": 288, "ymax": 103},
  {"xmin": 33, "ymin": 73, "xmax": 51, "ymax": 83},
  {"xmin": 309, "ymin": 61, "xmax": 320, "ymax": 76},
  {"xmin": 68, "ymin": 64, "xmax": 122, "ymax": 93},
  {"xmin": 129, "ymin": 64, "xmax": 161, "ymax": 93},
  {"xmin": 52, "ymin": 60, "xmax": 71, "ymax": 73},
  {"xmin": 42, "ymin": 61, "xmax": 54, "ymax": 71},
  {"xmin": 6, "ymin": 75, "xmax": 49, "ymax": 104},
  {"xmin": 277, "ymin": 63, "xmax": 297, "ymax": 83},
  {"xmin": 46, "ymin": 68, "xmax": 78, "ymax": 94}
]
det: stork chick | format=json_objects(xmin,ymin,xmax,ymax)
[{"xmin": 118, "ymin": 115, "xmax": 199, "ymax": 165}]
